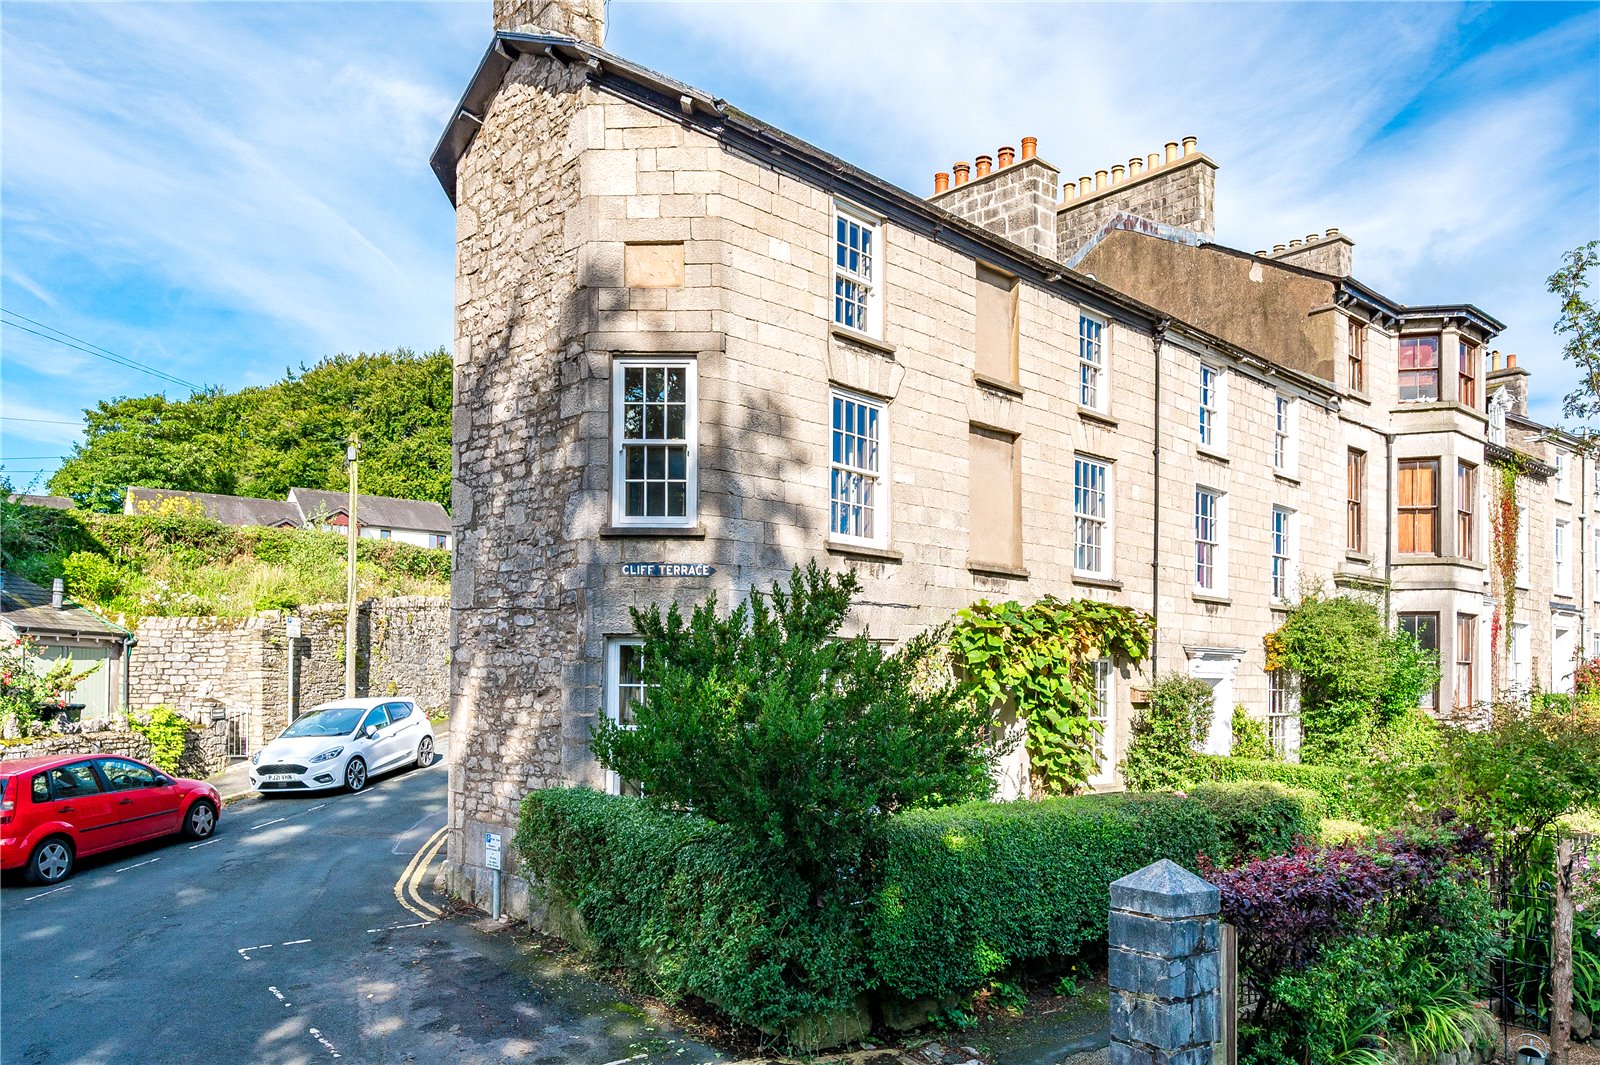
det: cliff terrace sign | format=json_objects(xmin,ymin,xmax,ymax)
[{"xmin": 620, "ymin": 562, "xmax": 717, "ymax": 578}]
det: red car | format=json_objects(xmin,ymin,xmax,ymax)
[{"xmin": 0, "ymin": 753, "xmax": 222, "ymax": 885}]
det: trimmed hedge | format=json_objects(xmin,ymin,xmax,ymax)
[
  {"xmin": 1188, "ymin": 781, "xmax": 1323, "ymax": 861},
  {"xmin": 516, "ymin": 787, "xmax": 864, "ymax": 1031},
  {"xmin": 1185, "ymin": 755, "xmax": 1365, "ymax": 820},
  {"xmin": 865, "ymin": 793, "xmax": 1223, "ymax": 1002}
]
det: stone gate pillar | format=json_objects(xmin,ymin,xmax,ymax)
[{"xmin": 1108, "ymin": 859, "xmax": 1222, "ymax": 1065}]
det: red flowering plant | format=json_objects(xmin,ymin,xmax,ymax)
[{"xmin": 1574, "ymin": 656, "xmax": 1600, "ymax": 697}]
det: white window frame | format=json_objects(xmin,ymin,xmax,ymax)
[
  {"xmin": 1088, "ymin": 659, "xmax": 1115, "ymax": 786},
  {"xmin": 611, "ymin": 357, "xmax": 698, "ymax": 529},
  {"xmin": 603, "ymin": 637, "xmax": 647, "ymax": 797},
  {"xmin": 1078, "ymin": 313, "xmax": 1107, "ymax": 413},
  {"xmin": 1556, "ymin": 451, "xmax": 1572, "ymax": 502},
  {"xmin": 1272, "ymin": 394, "xmax": 1297, "ymax": 475},
  {"xmin": 1267, "ymin": 670, "xmax": 1300, "ymax": 761},
  {"xmin": 1270, "ymin": 506, "xmax": 1295, "ymax": 603},
  {"xmin": 1198, "ymin": 364, "xmax": 1226, "ymax": 454},
  {"xmin": 1073, "ymin": 456, "xmax": 1112, "ymax": 578},
  {"xmin": 1195, "ymin": 487, "xmax": 1226, "ymax": 594},
  {"xmin": 1556, "ymin": 518, "xmax": 1572, "ymax": 596},
  {"xmin": 1593, "ymin": 526, "xmax": 1600, "ymax": 603},
  {"xmin": 832, "ymin": 202, "xmax": 882, "ymax": 340},
  {"xmin": 828, "ymin": 388, "xmax": 889, "ymax": 548},
  {"xmin": 1508, "ymin": 621, "xmax": 1531, "ymax": 694}
]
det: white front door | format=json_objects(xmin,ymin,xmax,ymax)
[
  {"xmin": 1187, "ymin": 650, "xmax": 1241, "ymax": 756},
  {"xmin": 1554, "ymin": 619, "xmax": 1578, "ymax": 694}
]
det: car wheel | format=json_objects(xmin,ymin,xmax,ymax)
[
  {"xmin": 415, "ymin": 736, "xmax": 435, "ymax": 769},
  {"xmin": 181, "ymin": 800, "xmax": 217, "ymax": 840},
  {"xmin": 26, "ymin": 836, "xmax": 75, "ymax": 885},
  {"xmin": 345, "ymin": 756, "xmax": 368, "ymax": 793}
]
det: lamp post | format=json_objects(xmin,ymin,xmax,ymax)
[{"xmin": 344, "ymin": 435, "xmax": 359, "ymax": 700}]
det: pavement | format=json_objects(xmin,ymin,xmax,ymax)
[{"xmin": 0, "ymin": 739, "xmax": 724, "ymax": 1065}]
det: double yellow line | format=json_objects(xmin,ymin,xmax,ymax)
[{"xmin": 394, "ymin": 825, "xmax": 448, "ymax": 921}]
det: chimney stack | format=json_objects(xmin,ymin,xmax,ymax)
[
  {"xmin": 1021, "ymin": 136, "xmax": 1037, "ymax": 160},
  {"xmin": 927, "ymin": 135, "xmax": 1058, "ymax": 259},
  {"xmin": 934, "ymin": 172, "xmax": 950, "ymax": 194},
  {"xmin": 1265, "ymin": 227, "xmax": 1356, "ymax": 276},
  {"xmin": 493, "ymin": 0, "xmax": 606, "ymax": 44},
  {"xmin": 52, "ymin": 578, "xmax": 64, "ymax": 610}
]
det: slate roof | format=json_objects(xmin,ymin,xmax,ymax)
[
  {"xmin": 0, "ymin": 571, "xmax": 129, "ymax": 640},
  {"xmin": 287, "ymin": 488, "xmax": 451, "ymax": 534},
  {"xmin": 8, "ymin": 494, "xmax": 73, "ymax": 510},
  {"xmin": 124, "ymin": 487, "xmax": 302, "ymax": 528}
]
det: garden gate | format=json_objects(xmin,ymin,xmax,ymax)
[{"xmin": 224, "ymin": 706, "xmax": 251, "ymax": 760}]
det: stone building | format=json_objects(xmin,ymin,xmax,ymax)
[{"xmin": 430, "ymin": 0, "xmax": 1590, "ymax": 911}]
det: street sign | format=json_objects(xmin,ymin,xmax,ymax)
[
  {"xmin": 620, "ymin": 562, "xmax": 717, "ymax": 578},
  {"xmin": 484, "ymin": 831, "xmax": 502, "ymax": 871}
]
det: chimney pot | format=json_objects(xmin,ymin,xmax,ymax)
[
  {"xmin": 1326, "ymin": 227, "xmax": 1340, "ymax": 237},
  {"xmin": 1182, "ymin": 136, "xmax": 1198, "ymax": 156},
  {"xmin": 1273, "ymin": 243, "xmax": 1286, "ymax": 253},
  {"xmin": 1064, "ymin": 183, "xmax": 1078, "ymax": 201},
  {"xmin": 1306, "ymin": 233, "xmax": 1319, "ymax": 244},
  {"xmin": 1020, "ymin": 136, "xmax": 1037, "ymax": 160},
  {"xmin": 1164, "ymin": 141, "xmax": 1180, "ymax": 163},
  {"xmin": 1255, "ymin": 250, "xmax": 1268, "ymax": 256},
  {"xmin": 997, "ymin": 146, "xmax": 1015, "ymax": 168},
  {"xmin": 1289, "ymin": 239, "xmax": 1302, "ymax": 248},
  {"xmin": 1508, "ymin": 352, "xmax": 1518, "ymax": 368},
  {"xmin": 953, "ymin": 162, "xmax": 970, "ymax": 187},
  {"xmin": 1128, "ymin": 156, "xmax": 1143, "ymax": 177},
  {"xmin": 1095, "ymin": 169, "xmax": 1109, "ymax": 190},
  {"xmin": 1111, "ymin": 164, "xmax": 1126, "ymax": 185},
  {"xmin": 934, "ymin": 172, "xmax": 950, "ymax": 195},
  {"xmin": 975, "ymin": 154, "xmax": 993, "ymax": 178},
  {"xmin": 1147, "ymin": 152, "xmax": 1161, "ymax": 171},
  {"xmin": 51, "ymin": 578, "xmax": 64, "ymax": 610},
  {"xmin": 1078, "ymin": 175, "xmax": 1092, "ymax": 197}
]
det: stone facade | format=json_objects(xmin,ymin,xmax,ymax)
[
  {"xmin": 1057, "ymin": 149, "xmax": 1216, "ymax": 262},
  {"xmin": 129, "ymin": 597, "xmax": 448, "ymax": 754},
  {"xmin": 0, "ymin": 729, "xmax": 153, "ymax": 765},
  {"xmin": 931, "ymin": 157, "xmax": 1060, "ymax": 261}
]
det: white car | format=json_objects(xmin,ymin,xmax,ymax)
[{"xmin": 250, "ymin": 698, "xmax": 436, "ymax": 794}]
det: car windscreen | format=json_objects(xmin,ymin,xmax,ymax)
[{"xmin": 280, "ymin": 706, "xmax": 365, "ymax": 738}]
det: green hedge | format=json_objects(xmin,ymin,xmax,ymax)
[
  {"xmin": 516, "ymin": 787, "xmax": 865, "ymax": 1031},
  {"xmin": 1188, "ymin": 781, "xmax": 1323, "ymax": 861},
  {"xmin": 1185, "ymin": 755, "xmax": 1365, "ymax": 820},
  {"xmin": 865, "ymin": 793, "xmax": 1222, "ymax": 1002}
]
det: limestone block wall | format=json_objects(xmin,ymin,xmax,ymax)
[
  {"xmin": 930, "ymin": 158, "xmax": 1060, "ymax": 261},
  {"xmin": 1057, "ymin": 154, "xmax": 1216, "ymax": 261},
  {"xmin": 0, "ymin": 729, "xmax": 152, "ymax": 766}
]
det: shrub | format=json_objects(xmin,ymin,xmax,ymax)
[
  {"xmin": 1189, "ymin": 781, "xmax": 1322, "ymax": 862},
  {"xmin": 1318, "ymin": 818, "xmax": 1373, "ymax": 845},
  {"xmin": 1265, "ymin": 593, "xmax": 1439, "ymax": 764},
  {"xmin": 1229, "ymin": 705, "xmax": 1275, "ymax": 762},
  {"xmin": 128, "ymin": 706, "xmax": 188, "ymax": 772},
  {"xmin": 0, "ymin": 633, "xmax": 94, "ymax": 737},
  {"xmin": 867, "ymin": 793, "xmax": 1223, "ymax": 1001},
  {"xmin": 1120, "ymin": 674, "xmax": 1215, "ymax": 791},
  {"xmin": 591, "ymin": 563, "xmax": 1000, "ymax": 888},
  {"xmin": 517, "ymin": 787, "xmax": 865, "ymax": 1031},
  {"xmin": 1185, "ymin": 755, "xmax": 1366, "ymax": 820},
  {"xmin": 60, "ymin": 551, "xmax": 132, "ymax": 607}
]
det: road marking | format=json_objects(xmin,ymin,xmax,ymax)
[
  {"xmin": 308, "ymin": 803, "xmax": 328, "ymax": 812},
  {"xmin": 114, "ymin": 858, "xmax": 160, "ymax": 873},
  {"xmin": 267, "ymin": 986, "xmax": 290, "ymax": 1005},
  {"xmin": 237, "ymin": 944, "xmax": 273, "ymax": 960},
  {"xmin": 281, "ymin": 939, "xmax": 311, "ymax": 946},
  {"xmin": 308, "ymin": 1026, "xmax": 341, "ymax": 1058},
  {"xmin": 188, "ymin": 838, "xmax": 220, "ymax": 850},
  {"xmin": 23, "ymin": 885, "xmax": 70, "ymax": 902},
  {"xmin": 597, "ymin": 1054, "xmax": 648, "ymax": 1065},
  {"xmin": 392, "ymin": 825, "xmax": 447, "ymax": 921},
  {"xmin": 251, "ymin": 817, "xmax": 286, "ymax": 830},
  {"xmin": 366, "ymin": 920, "xmax": 431, "ymax": 933}
]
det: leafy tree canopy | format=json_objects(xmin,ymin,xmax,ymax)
[
  {"xmin": 47, "ymin": 349, "xmax": 451, "ymax": 512},
  {"xmin": 1550, "ymin": 240, "xmax": 1600, "ymax": 426}
]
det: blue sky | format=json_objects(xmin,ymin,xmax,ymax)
[{"xmin": 3, "ymin": 1, "xmax": 1597, "ymax": 490}]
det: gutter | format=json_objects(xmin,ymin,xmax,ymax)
[{"xmin": 1151, "ymin": 319, "xmax": 1170, "ymax": 670}]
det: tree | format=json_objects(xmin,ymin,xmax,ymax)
[
  {"xmin": 590, "ymin": 563, "xmax": 1000, "ymax": 888},
  {"xmin": 1549, "ymin": 240, "xmax": 1600, "ymax": 425}
]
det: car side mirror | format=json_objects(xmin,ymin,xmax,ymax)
[
  {"xmin": 153, "ymin": 776, "xmax": 171, "ymax": 787},
  {"xmin": 364, "ymin": 725, "xmax": 379, "ymax": 740}
]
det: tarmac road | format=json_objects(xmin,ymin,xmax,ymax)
[{"xmin": 0, "ymin": 745, "xmax": 719, "ymax": 1065}]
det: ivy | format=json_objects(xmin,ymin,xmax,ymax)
[
  {"xmin": 949, "ymin": 597, "xmax": 1153, "ymax": 793},
  {"xmin": 1489, "ymin": 464, "xmax": 1520, "ymax": 693}
]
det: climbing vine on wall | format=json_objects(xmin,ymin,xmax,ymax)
[
  {"xmin": 949, "ymin": 596, "xmax": 1154, "ymax": 794},
  {"xmin": 1490, "ymin": 462, "xmax": 1521, "ymax": 693}
]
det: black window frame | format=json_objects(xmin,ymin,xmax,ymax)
[
  {"xmin": 47, "ymin": 761, "xmax": 106, "ymax": 800},
  {"xmin": 385, "ymin": 701, "xmax": 414, "ymax": 723},
  {"xmin": 95, "ymin": 757, "xmax": 163, "ymax": 792},
  {"xmin": 359, "ymin": 706, "xmax": 392, "ymax": 734}
]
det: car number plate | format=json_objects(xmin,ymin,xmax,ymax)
[{"xmin": 262, "ymin": 774, "xmax": 297, "ymax": 783}]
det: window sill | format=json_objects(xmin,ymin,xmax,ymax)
[
  {"xmin": 972, "ymin": 372, "xmax": 1023, "ymax": 398},
  {"xmin": 1344, "ymin": 390, "xmax": 1372, "ymax": 406},
  {"xmin": 826, "ymin": 542, "xmax": 903, "ymax": 564},
  {"xmin": 1345, "ymin": 552, "xmax": 1374, "ymax": 565},
  {"xmin": 830, "ymin": 325, "xmax": 895, "ymax": 357},
  {"xmin": 968, "ymin": 561, "xmax": 1030, "ymax": 580},
  {"xmin": 1073, "ymin": 573, "xmax": 1122, "ymax": 590},
  {"xmin": 1273, "ymin": 470, "xmax": 1300, "ymax": 485},
  {"xmin": 601, "ymin": 524, "xmax": 707, "ymax": 539},
  {"xmin": 1192, "ymin": 592, "xmax": 1232, "ymax": 606},
  {"xmin": 1392, "ymin": 555, "xmax": 1486, "ymax": 570},
  {"xmin": 1198, "ymin": 447, "xmax": 1229, "ymax": 464},
  {"xmin": 1077, "ymin": 407, "xmax": 1118, "ymax": 429}
]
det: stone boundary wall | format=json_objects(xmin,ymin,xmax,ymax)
[
  {"xmin": 0, "ymin": 729, "xmax": 153, "ymax": 765},
  {"xmin": 129, "ymin": 597, "xmax": 448, "ymax": 756}
]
